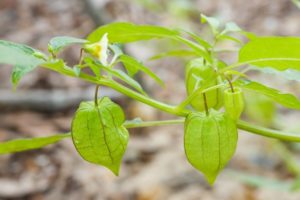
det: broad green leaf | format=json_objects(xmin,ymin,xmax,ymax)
[
  {"xmin": 48, "ymin": 36, "xmax": 87, "ymax": 54},
  {"xmin": 87, "ymin": 22, "xmax": 180, "ymax": 43},
  {"xmin": 0, "ymin": 133, "xmax": 70, "ymax": 154},
  {"xmin": 87, "ymin": 22, "xmax": 210, "ymax": 61},
  {"xmin": 149, "ymin": 49, "xmax": 198, "ymax": 60},
  {"xmin": 239, "ymin": 37, "xmax": 300, "ymax": 71},
  {"xmin": 237, "ymin": 79, "xmax": 300, "ymax": 109},
  {"xmin": 0, "ymin": 40, "xmax": 45, "ymax": 87},
  {"xmin": 71, "ymin": 98, "xmax": 129, "ymax": 175},
  {"xmin": 184, "ymin": 110, "xmax": 238, "ymax": 185},
  {"xmin": 119, "ymin": 55, "xmax": 163, "ymax": 86}
]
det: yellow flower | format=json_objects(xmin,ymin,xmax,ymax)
[{"xmin": 84, "ymin": 33, "xmax": 108, "ymax": 66}]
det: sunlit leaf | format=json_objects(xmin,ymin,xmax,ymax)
[
  {"xmin": 237, "ymin": 79, "xmax": 300, "ymax": 109},
  {"xmin": 239, "ymin": 37, "xmax": 300, "ymax": 71},
  {"xmin": 87, "ymin": 22, "xmax": 211, "ymax": 62},
  {"xmin": 87, "ymin": 22, "xmax": 179, "ymax": 43},
  {"xmin": 0, "ymin": 134, "xmax": 70, "ymax": 154}
]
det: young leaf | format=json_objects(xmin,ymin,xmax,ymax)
[
  {"xmin": 106, "ymin": 67, "xmax": 147, "ymax": 95},
  {"xmin": 0, "ymin": 133, "xmax": 70, "ymax": 154},
  {"xmin": 119, "ymin": 55, "xmax": 163, "ymax": 86},
  {"xmin": 239, "ymin": 37, "xmax": 300, "ymax": 71},
  {"xmin": 0, "ymin": 40, "xmax": 45, "ymax": 88},
  {"xmin": 184, "ymin": 110, "xmax": 238, "ymax": 185},
  {"xmin": 201, "ymin": 14, "xmax": 220, "ymax": 35},
  {"xmin": 237, "ymin": 79, "xmax": 300, "ymax": 109},
  {"xmin": 71, "ymin": 98, "xmax": 129, "ymax": 175},
  {"xmin": 221, "ymin": 22, "xmax": 242, "ymax": 34},
  {"xmin": 48, "ymin": 36, "xmax": 87, "ymax": 54},
  {"xmin": 182, "ymin": 30, "xmax": 212, "ymax": 49},
  {"xmin": 87, "ymin": 22, "xmax": 180, "ymax": 43}
]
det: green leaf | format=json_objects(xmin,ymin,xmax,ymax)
[
  {"xmin": 217, "ymin": 35, "xmax": 242, "ymax": 44},
  {"xmin": 0, "ymin": 40, "xmax": 45, "ymax": 87},
  {"xmin": 184, "ymin": 110, "xmax": 238, "ymax": 185},
  {"xmin": 201, "ymin": 14, "xmax": 220, "ymax": 35},
  {"xmin": 73, "ymin": 65, "xmax": 81, "ymax": 77},
  {"xmin": 0, "ymin": 133, "xmax": 70, "ymax": 154},
  {"xmin": 87, "ymin": 22, "xmax": 180, "ymax": 43},
  {"xmin": 71, "ymin": 98, "xmax": 129, "ymax": 175},
  {"xmin": 101, "ymin": 65, "xmax": 147, "ymax": 95},
  {"xmin": 109, "ymin": 44, "xmax": 124, "ymax": 58},
  {"xmin": 119, "ymin": 55, "xmax": 163, "ymax": 86},
  {"xmin": 222, "ymin": 22, "xmax": 242, "ymax": 34},
  {"xmin": 87, "ymin": 22, "xmax": 211, "ymax": 62},
  {"xmin": 239, "ymin": 37, "xmax": 300, "ymax": 71},
  {"xmin": 83, "ymin": 57, "xmax": 101, "ymax": 78},
  {"xmin": 149, "ymin": 49, "xmax": 198, "ymax": 60},
  {"xmin": 250, "ymin": 66, "xmax": 300, "ymax": 82},
  {"xmin": 182, "ymin": 30, "xmax": 212, "ymax": 49},
  {"xmin": 237, "ymin": 79, "xmax": 300, "ymax": 110},
  {"xmin": 48, "ymin": 36, "xmax": 87, "ymax": 54}
]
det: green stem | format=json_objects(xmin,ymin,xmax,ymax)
[
  {"xmin": 237, "ymin": 120, "xmax": 300, "ymax": 142},
  {"xmin": 42, "ymin": 64, "xmax": 300, "ymax": 142},
  {"xmin": 125, "ymin": 119, "xmax": 300, "ymax": 142},
  {"xmin": 104, "ymin": 80, "xmax": 189, "ymax": 116},
  {"xmin": 94, "ymin": 85, "xmax": 100, "ymax": 106},
  {"xmin": 124, "ymin": 119, "xmax": 184, "ymax": 128},
  {"xmin": 125, "ymin": 119, "xmax": 300, "ymax": 141},
  {"xmin": 42, "ymin": 65, "xmax": 189, "ymax": 117}
]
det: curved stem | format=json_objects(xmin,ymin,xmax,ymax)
[
  {"xmin": 41, "ymin": 64, "xmax": 189, "ymax": 117},
  {"xmin": 94, "ymin": 85, "xmax": 100, "ymax": 106},
  {"xmin": 224, "ymin": 75, "xmax": 234, "ymax": 93},
  {"xmin": 237, "ymin": 120, "xmax": 300, "ymax": 142},
  {"xmin": 203, "ymin": 93, "xmax": 209, "ymax": 116},
  {"xmin": 124, "ymin": 119, "xmax": 184, "ymax": 128},
  {"xmin": 13, "ymin": 119, "xmax": 300, "ymax": 142},
  {"xmin": 42, "ymin": 64, "xmax": 300, "ymax": 142}
]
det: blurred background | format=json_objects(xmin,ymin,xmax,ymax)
[{"xmin": 1, "ymin": 0, "xmax": 300, "ymax": 199}]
